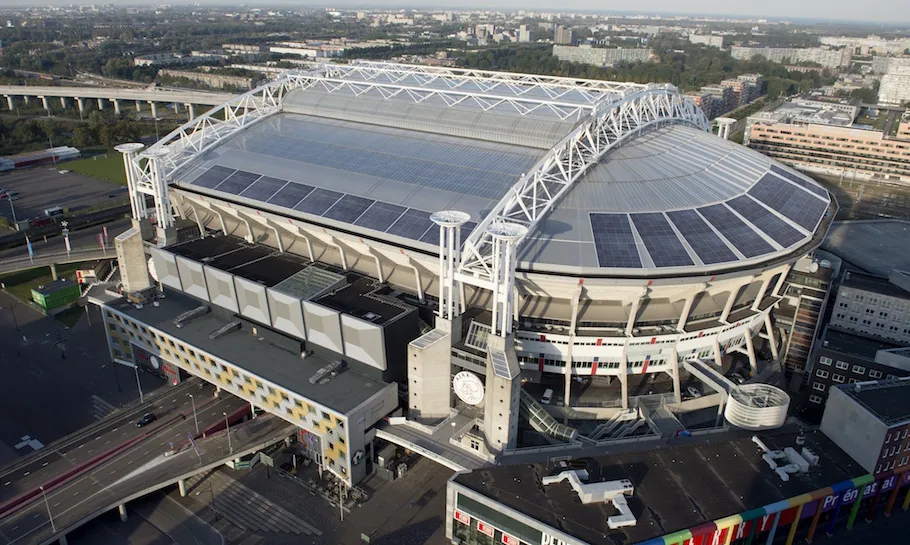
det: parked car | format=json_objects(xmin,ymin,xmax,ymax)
[
  {"xmin": 541, "ymin": 388, "xmax": 554, "ymax": 404},
  {"xmin": 136, "ymin": 413, "xmax": 156, "ymax": 427}
]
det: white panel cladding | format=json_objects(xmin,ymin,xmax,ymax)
[
  {"xmin": 149, "ymin": 247, "xmax": 182, "ymax": 291},
  {"xmin": 303, "ymin": 300, "xmax": 344, "ymax": 354},
  {"xmin": 341, "ymin": 314, "xmax": 386, "ymax": 371},
  {"xmin": 203, "ymin": 265, "xmax": 239, "ymax": 313},
  {"xmin": 266, "ymin": 288, "xmax": 307, "ymax": 340},
  {"xmin": 234, "ymin": 275, "xmax": 270, "ymax": 324},
  {"xmin": 175, "ymin": 255, "xmax": 209, "ymax": 302}
]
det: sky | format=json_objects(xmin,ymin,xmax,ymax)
[{"xmin": 11, "ymin": 0, "xmax": 910, "ymax": 24}]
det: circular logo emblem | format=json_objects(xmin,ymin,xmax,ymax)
[
  {"xmin": 452, "ymin": 371, "xmax": 485, "ymax": 406},
  {"xmin": 149, "ymin": 356, "xmax": 160, "ymax": 370},
  {"xmin": 352, "ymin": 449, "xmax": 365, "ymax": 466}
]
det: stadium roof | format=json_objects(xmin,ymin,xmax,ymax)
[{"xmin": 172, "ymin": 68, "xmax": 833, "ymax": 278}]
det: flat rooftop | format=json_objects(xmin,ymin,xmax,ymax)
[
  {"xmin": 840, "ymin": 270, "xmax": 910, "ymax": 299},
  {"xmin": 453, "ymin": 428, "xmax": 865, "ymax": 544},
  {"xmin": 823, "ymin": 220, "xmax": 910, "ymax": 277},
  {"xmin": 754, "ymin": 98, "xmax": 856, "ymax": 127},
  {"xmin": 112, "ymin": 290, "xmax": 388, "ymax": 414},
  {"xmin": 820, "ymin": 328, "xmax": 900, "ymax": 360},
  {"xmin": 838, "ymin": 378, "xmax": 910, "ymax": 426}
]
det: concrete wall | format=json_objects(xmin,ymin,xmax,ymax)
[{"xmin": 820, "ymin": 386, "xmax": 886, "ymax": 473}]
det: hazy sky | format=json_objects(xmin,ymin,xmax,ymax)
[{"xmin": 11, "ymin": 0, "xmax": 910, "ymax": 24}]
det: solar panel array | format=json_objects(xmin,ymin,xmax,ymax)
[
  {"xmin": 697, "ymin": 204, "xmax": 774, "ymax": 258},
  {"xmin": 489, "ymin": 348, "xmax": 514, "ymax": 379},
  {"xmin": 769, "ymin": 165, "xmax": 828, "ymax": 198},
  {"xmin": 589, "ymin": 213, "xmax": 642, "ymax": 268},
  {"xmin": 726, "ymin": 195, "xmax": 804, "ymax": 248},
  {"xmin": 629, "ymin": 213, "xmax": 693, "ymax": 267},
  {"xmin": 665, "ymin": 210, "xmax": 738, "ymax": 265},
  {"xmin": 238, "ymin": 118, "xmax": 537, "ymax": 201},
  {"xmin": 187, "ymin": 166, "xmax": 476, "ymax": 245},
  {"xmin": 748, "ymin": 173, "xmax": 828, "ymax": 232}
]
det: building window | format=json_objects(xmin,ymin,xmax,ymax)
[
  {"xmin": 470, "ymin": 439, "xmax": 480, "ymax": 451},
  {"xmin": 836, "ymin": 361, "xmax": 849, "ymax": 370},
  {"xmin": 809, "ymin": 394, "xmax": 823, "ymax": 404},
  {"xmin": 832, "ymin": 374, "xmax": 845, "ymax": 383},
  {"xmin": 816, "ymin": 369, "xmax": 830, "ymax": 379},
  {"xmin": 870, "ymin": 370, "xmax": 883, "ymax": 379},
  {"xmin": 813, "ymin": 383, "xmax": 826, "ymax": 392},
  {"xmin": 901, "ymin": 457, "xmax": 909, "ymax": 467},
  {"xmin": 852, "ymin": 365, "xmax": 866, "ymax": 375}
]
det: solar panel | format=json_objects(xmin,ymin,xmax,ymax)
[
  {"xmin": 354, "ymin": 201, "xmax": 407, "ymax": 232},
  {"xmin": 748, "ymin": 173, "xmax": 828, "ymax": 232},
  {"xmin": 240, "ymin": 176, "xmax": 287, "ymax": 201},
  {"xmin": 419, "ymin": 223, "xmax": 441, "ymax": 244},
  {"xmin": 630, "ymin": 213, "xmax": 693, "ymax": 267},
  {"xmin": 387, "ymin": 209, "xmax": 434, "ymax": 241},
  {"xmin": 295, "ymin": 188, "xmax": 343, "ymax": 216},
  {"xmin": 322, "ymin": 194, "xmax": 374, "ymax": 223},
  {"xmin": 215, "ymin": 170, "xmax": 260, "ymax": 195},
  {"xmin": 191, "ymin": 166, "xmax": 236, "ymax": 189},
  {"xmin": 697, "ymin": 203, "xmax": 774, "ymax": 259},
  {"xmin": 267, "ymin": 182, "xmax": 314, "ymax": 209},
  {"xmin": 490, "ymin": 348, "xmax": 516, "ymax": 379},
  {"xmin": 460, "ymin": 221, "xmax": 478, "ymax": 246},
  {"xmin": 410, "ymin": 329, "xmax": 447, "ymax": 349},
  {"xmin": 665, "ymin": 210, "xmax": 738, "ymax": 265},
  {"xmin": 769, "ymin": 165, "xmax": 828, "ymax": 197},
  {"xmin": 727, "ymin": 195, "xmax": 804, "ymax": 248},
  {"xmin": 589, "ymin": 213, "xmax": 642, "ymax": 268}
]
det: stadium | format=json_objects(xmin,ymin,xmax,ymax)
[{"xmin": 97, "ymin": 62, "xmax": 834, "ymax": 484}]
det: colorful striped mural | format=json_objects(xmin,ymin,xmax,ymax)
[{"xmin": 636, "ymin": 469, "xmax": 909, "ymax": 545}]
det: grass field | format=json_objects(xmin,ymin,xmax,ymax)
[
  {"xmin": 66, "ymin": 153, "xmax": 127, "ymax": 185},
  {"xmin": 0, "ymin": 262, "xmax": 92, "ymax": 325}
]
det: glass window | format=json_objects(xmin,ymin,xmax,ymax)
[
  {"xmin": 819, "ymin": 356, "xmax": 833, "ymax": 365},
  {"xmin": 812, "ymin": 383, "xmax": 826, "ymax": 392},
  {"xmin": 852, "ymin": 365, "xmax": 866, "ymax": 375},
  {"xmin": 836, "ymin": 361, "xmax": 849, "ymax": 370}
]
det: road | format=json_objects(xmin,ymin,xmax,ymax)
[
  {"xmin": 0, "ymin": 217, "xmax": 130, "ymax": 262},
  {"xmin": 0, "ymin": 86, "xmax": 231, "ymax": 107},
  {"xmin": 0, "ymin": 394, "xmax": 276, "ymax": 545}
]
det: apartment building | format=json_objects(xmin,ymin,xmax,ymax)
[
  {"xmin": 871, "ymin": 55, "xmax": 910, "ymax": 73},
  {"xmin": 688, "ymin": 34, "xmax": 724, "ymax": 48},
  {"xmin": 879, "ymin": 67, "xmax": 910, "ymax": 106},
  {"xmin": 555, "ymin": 26, "xmax": 575, "ymax": 45},
  {"xmin": 552, "ymin": 44, "xmax": 651, "ymax": 67},
  {"xmin": 829, "ymin": 270, "xmax": 910, "ymax": 345},
  {"xmin": 730, "ymin": 46, "xmax": 853, "ymax": 69},
  {"xmin": 745, "ymin": 96, "xmax": 910, "ymax": 182}
]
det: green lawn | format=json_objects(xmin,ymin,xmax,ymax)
[
  {"xmin": 66, "ymin": 153, "xmax": 127, "ymax": 185},
  {"xmin": 0, "ymin": 262, "xmax": 90, "ymax": 317}
]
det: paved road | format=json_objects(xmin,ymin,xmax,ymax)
[
  {"xmin": 0, "ymin": 217, "xmax": 129, "ymax": 264},
  {"xmin": 0, "ymin": 395, "xmax": 269, "ymax": 545},
  {"xmin": 0, "ymin": 86, "xmax": 231, "ymax": 107}
]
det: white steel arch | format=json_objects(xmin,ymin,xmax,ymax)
[{"xmin": 455, "ymin": 86, "xmax": 711, "ymax": 289}]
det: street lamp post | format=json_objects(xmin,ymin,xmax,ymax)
[
  {"xmin": 134, "ymin": 364, "xmax": 144, "ymax": 403},
  {"xmin": 188, "ymin": 394, "xmax": 199, "ymax": 435},
  {"xmin": 39, "ymin": 485, "xmax": 56, "ymax": 533},
  {"xmin": 223, "ymin": 412, "xmax": 233, "ymax": 454}
]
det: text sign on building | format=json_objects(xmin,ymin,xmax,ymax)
[
  {"xmin": 454, "ymin": 510, "xmax": 471, "ymax": 526},
  {"xmin": 477, "ymin": 521, "xmax": 495, "ymax": 537},
  {"xmin": 502, "ymin": 533, "xmax": 520, "ymax": 545}
]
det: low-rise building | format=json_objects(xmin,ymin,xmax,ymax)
[
  {"xmin": 821, "ymin": 377, "xmax": 910, "ymax": 475},
  {"xmin": 552, "ymin": 44, "xmax": 652, "ymax": 67},
  {"xmin": 688, "ymin": 34, "xmax": 724, "ymax": 48},
  {"xmin": 744, "ymin": 96, "xmax": 910, "ymax": 182},
  {"xmin": 157, "ymin": 69, "xmax": 254, "ymax": 90},
  {"xmin": 829, "ymin": 270, "xmax": 910, "ymax": 345}
]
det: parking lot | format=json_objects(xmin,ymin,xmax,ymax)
[{"xmin": 0, "ymin": 166, "xmax": 126, "ymax": 222}]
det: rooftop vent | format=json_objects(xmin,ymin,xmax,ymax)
[
  {"xmin": 309, "ymin": 360, "xmax": 346, "ymax": 385},
  {"xmin": 208, "ymin": 320, "xmax": 240, "ymax": 340},
  {"xmin": 174, "ymin": 305, "xmax": 210, "ymax": 328},
  {"xmin": 541, "ymin": 469, "xmax": 636, "ymax": 529}
]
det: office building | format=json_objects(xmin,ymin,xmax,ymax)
[
  {"xmin": 822, "ymin": 378, "xmax": 910, "ymax": 475},
  {"xmin": 745, "ymin": 96, "xmax": 910, "ymax": 182}
]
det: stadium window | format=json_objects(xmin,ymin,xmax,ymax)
[
  {"xmin": 812, "ymin": 383, "xmax": 826, "ymax": 392},
  {"xmin": 832, "ymin": 374, "xmax": 845, "ymax": 383},
  {"xmin": 835, "ymin": 361, "xmax": 849, "ymax": 370},
  {"xmin": 870, "ymin": 370, "xmax": 883, "ymax": 379},
  {"xmin": 816, "ymin": 369, "xmax": 829, "ymax": 379},
  {"xmin": 852, "ymin": 365, "xmax": 866, "ymax": 375},
  {"xmin": 809, "ymin": 394, "xmax": 823, "ymax": 404},
  {"xmin": 819, "ymin": 356, "xmax": 832, "ymax": 365}
]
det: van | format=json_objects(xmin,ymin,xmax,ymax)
[
  {"xmin": 541, "ymin": 388, "xmax": 554, "ymax": 405},
  {"xmin": 44, "ymin": 206, "xmax": 63, "ymax": 217}
]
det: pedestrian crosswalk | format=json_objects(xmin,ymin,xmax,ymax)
[{"xmin": 90, "ymin": 395, "xmax": 117, "ymax": 420}]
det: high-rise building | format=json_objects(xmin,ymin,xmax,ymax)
[
  {"xmin": 879, "ymin": 67, "xmax": 910, "ymax": 106},
  {"xmin": 518, "ymin": 24, "xmax": 534, "ymax": 43},
  {"xmin": 554, "ymin": 25, "xmax": 575, "ymax": 45}
]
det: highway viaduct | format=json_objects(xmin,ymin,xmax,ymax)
[{"xmin": 0, "ymin": 86, "xmax": 232, "ymax": 120}]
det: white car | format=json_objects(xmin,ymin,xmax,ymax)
[
  {"xmin": 686, "ymin": 386, "xmax": 702, "ymax": 398},
  {"xmin": 58, "ymin": 170, "xmax": 70, "ymax": 174}
]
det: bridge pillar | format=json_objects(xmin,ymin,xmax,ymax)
[
  {"xmin": 40, "ymin": 96, "xmax": 49, "ymax": 110},
  {"xmin": 50, "ymin": 263, "xmax": 58, "ymax": 280},
  {"xmin": 76, "ymin": 97, "xmax": 84, "ymax": 114},
  {"xmin": 4, "ymin": 95, "xmax": 12, "ymax": 110},
  {"xmin": 113, "ymin": 99, "xmax": 121, "ymax": 115},
  {"xmin": 187, "ymin": 103, "xmax": 196, "ymax": 120},
  {"xmin": 59, "ymin": 96, "xmax": 66, "ymax": 108},
  {"xmin": 135, "ymin": 100, "xmax": 142, "ymax": 112},
  {"xmin": 97, "ymin": 98, "xmax": 105, "ymax": 111},
  {"xmin": 22, "ymin": 95, "xmax": 30, "ymax": 105},
  {"xmin": 178, "ymin": 478, "xmax": 187, "ymax": 497},
  {"xmin": 118, "ymin": 503, "xmax": 127, "ymax": 522},
  {"xmin": 149, "ymin": 101, "xmax": 158, "ymax": 117}
]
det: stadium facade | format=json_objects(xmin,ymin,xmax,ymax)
[{"xmin": 94, "ymin": 62, "xmax": 835, "ymax": 486}]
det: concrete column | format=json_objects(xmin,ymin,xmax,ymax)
[
  {"xmin": 76, "ymin": 97, "xmax": 85, "ymax": 114},
  {"xmin": 178, "ymin": 479, "xmax": 187, "ymax": 497},
  {"xmin": 135, "ymin": 100, "xmax": 142, "ymax": 112},
  {"xmin": 625, "ymin": 296, "xmax": 642, "ymax": 336},
  {"xmin": 174, "ymin": 102, "xmax": 181, "ymax": 112},
  {"xmin": 59, "ymin": 96, "xmax": 66, "ymax": 108},
  {"xmin": 149, "ymin": 101, "xmax": 158, "ymax": 117},
  {"xmin": 745, "ymin": 330, "xmax": 758, "ymax": 376},
  {"xmin": 764, "ymin": 314, "xmax": 779, "ymax": 363},
  {"xmin": 4, "ymin": 95, "xmax": 12, "ymax": 110},
  {"xmin": 772, "ymin": 267, "xmax": 790, "ymax": 297},
  {"xmin": 50, "ymin": 263, "xmax": 58, "ymax": 281},
  {"xmin": 187, "ymin": 103, "xmax": 196, "ymax": 120},
  {"xmin": 620, "ymin": 352, "xmax": 629, "ymax": 409},
  {"xmin": 677, "ymin": 295, "xmax": 695, "ymax": 331},
  {"xmin": 670, "ymin": 350, "xmax": 681, "ymax": 403},
  {"xmin": 118, "ymin": 503, "xmax": 127, "ymax": 522},
  {"xmin": 214, "ymin": 385, "xmax": 221, "ymax": 398},
  {"xmin": 713, "ymin": 337, "xmax": 723, "ymax": 367},
  {"xmin": 250, "ymin": 404, "xmax": 256, "ymax": 419},
  {"xmin": 751, "ymin": 277, "xmax": 772, "ymax": 311},
  {"xmin": 40, "ymin": 96, "xmax": 49, "ymax": 110},
  {"xmin": 22, "ymin": 95, "xmax": 29, "ymax": 105},
  {"xmin": 113, "ymin": 99, "xmax": 121, "ymax": 115},
  {"xmin": 719, "ymin": 285, "xmax": 741, "ymax": 323},
  {"xmin": 97, "ymin": 98, "xmax": 105, "ymax": 110}
]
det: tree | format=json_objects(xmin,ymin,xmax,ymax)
[{"xmin": 850, "ymin": 87, "xmax": 878, "ymax": 104}]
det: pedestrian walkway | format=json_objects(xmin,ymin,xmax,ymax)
[{"xmin": 185, "ymin": 469, "xmax": 322, "ymax": 537}]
